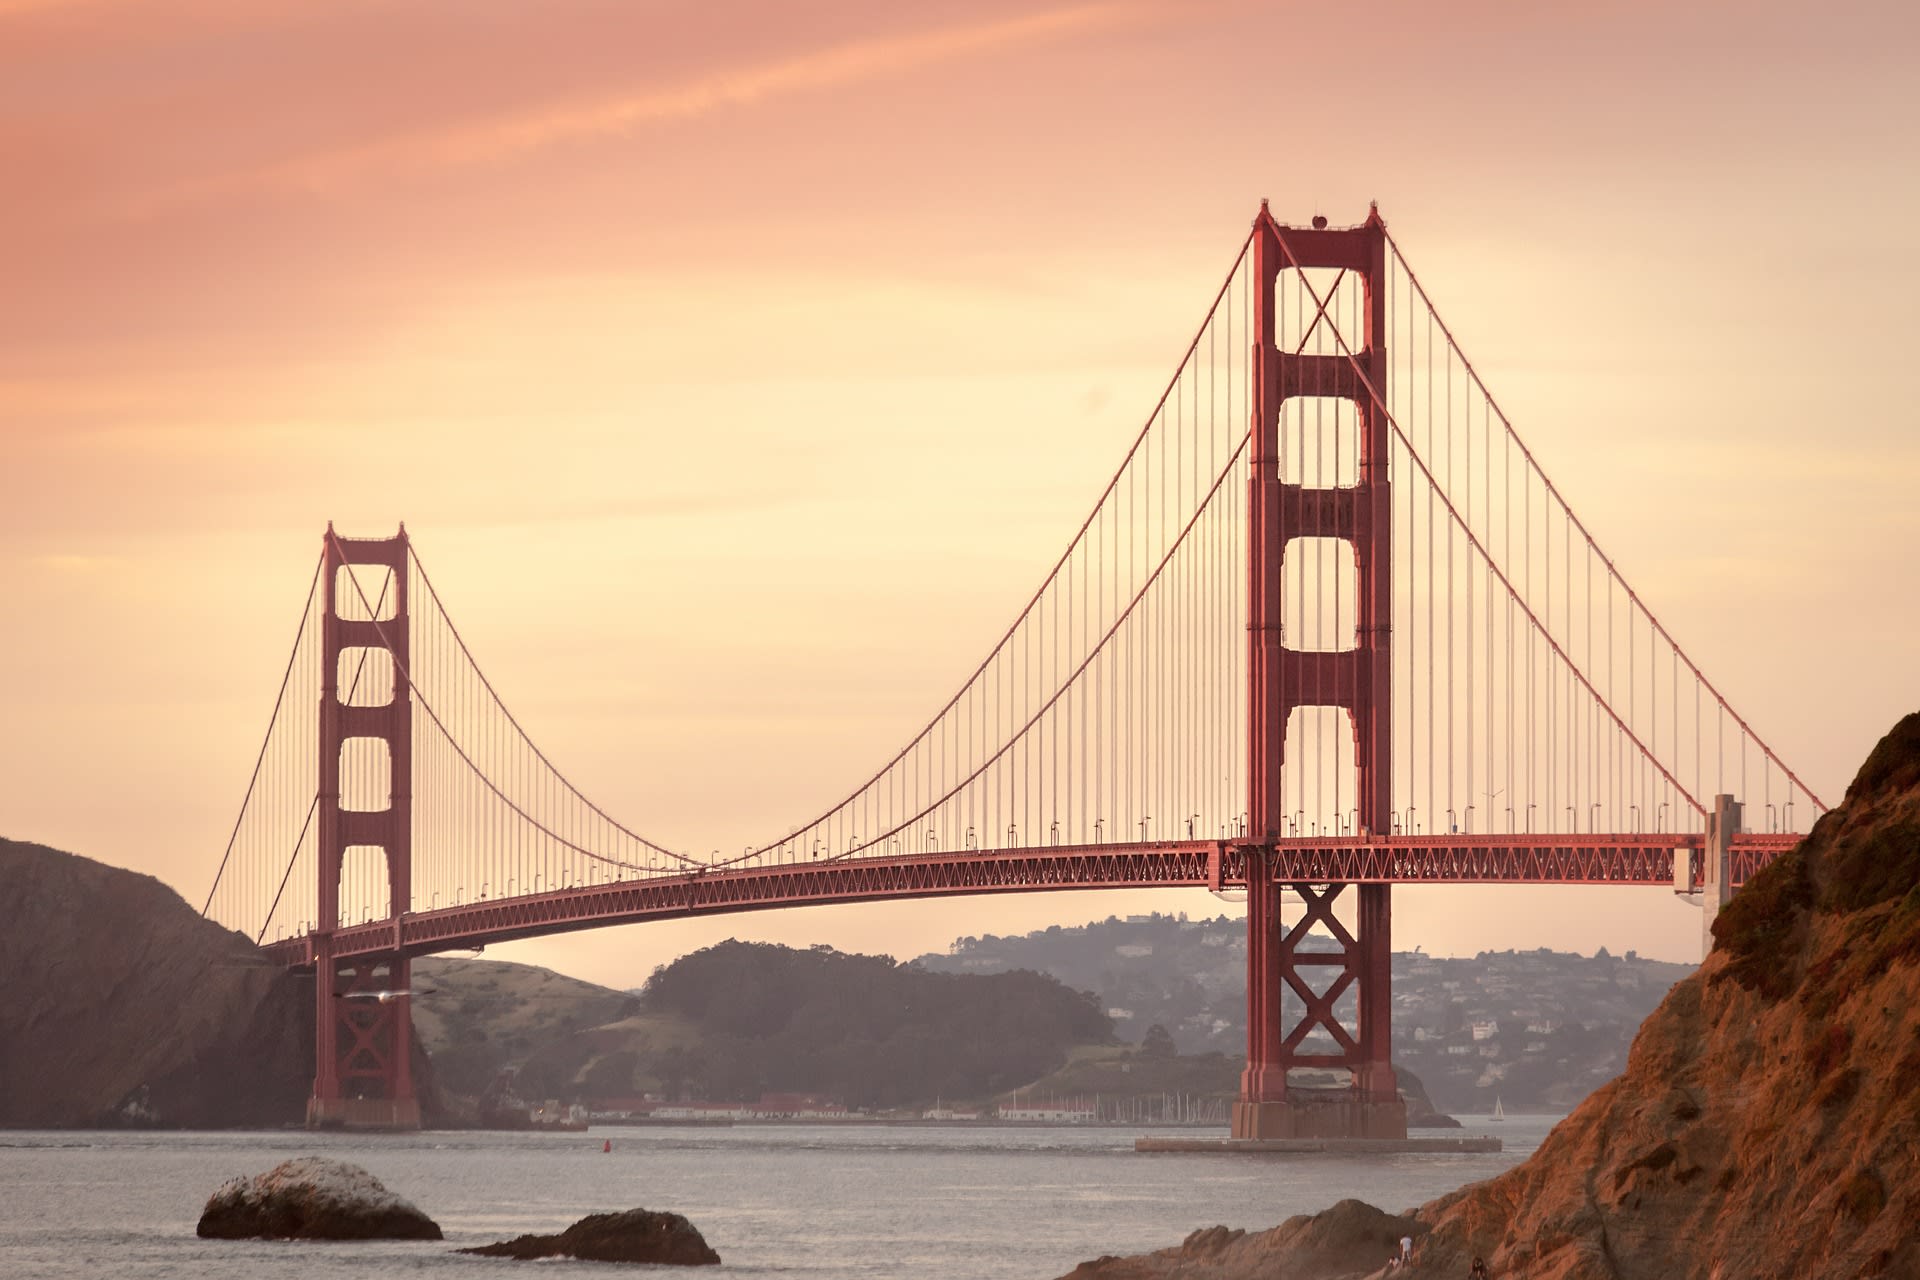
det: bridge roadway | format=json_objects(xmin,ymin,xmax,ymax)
[{"xmin": 264, "ymin": 832, "xmax": 1798, "ymax": 968}]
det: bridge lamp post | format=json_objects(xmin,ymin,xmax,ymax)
[
  {"xmin": 1050, "ymin": 820, "xmax": 1060, "ymax": 846},
  {"xmin": 1785, "ymin": 800, "xmax": 1795, "ymax": 830},
  {"xmin": 1505, "ymin": 806, "xmax": 1514, "ymax": 832},
  {"xmin": 1656, "ymin": 802, "xmax": 1668, "ymax": 833},
  {"xmin": 1187, "ymin": 814, "xmax": 1199, "ymax": 839},
  {"xmin": 1463, "ymin": 805, "xmax": 1474, "ymax": 834},
  {"xmin": 1007, "ymin": 824, "xmax": 1018, "ymax": 847},
  {"xmin": 813, "ymin": 840, "xmax": 823, "ymax": 860},
  {"xmin": 1094, "ymin": 818, "xmax": 1104, "ymax": 843},
  {"xmin": 430, "ymin": 892, "xmax": 440, "ymax": 910},
  {"xmin": 1765, "ymin": 803, "xmax": 1777, "ymax": 833},
  {"xmin": 1590, "ymin": 803, "xmax": 1604, "ymax": 833},
  {"xmin": 1346, "ymin": 808, "xmax": 1359, "ymax": 836},
  {"xmin": 480, "ymin": 881, "xmax": 489, "ymax": 901},
  {"xmin": 965, "ymin": 826, "xmax": 977, "ymax": 851},
  {"xmin": 1236, "ymin": 813, "xmax": 1247, "ymax": 838},
  {"xmin": 1525, "ymin": 802, "xmax": 1536, "ymax": 833},
  {"xmin": 1139, "ymin": 816, "xmax": 1152, "ymax": 842},
  {"xmin": 1446, "ymin": 808, "xmax": 1456, "ymax": 835},
  {"xmin": 1408, "ymin": 805, "xmax": 1417, "ymax": 834},
  {"xmin": 925, "ymin": 828, "xmax": 938, "ymax": 852},
  {"xmin": 1630, "ymin": 806, "xmax": 1641, "ymax": 831},
  {"xmin": 1566, "ymin": 805, "xmax": 1577, "ymax": 832}
]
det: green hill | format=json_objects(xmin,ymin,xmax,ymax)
[{"xmin": 415, "ymin": 940, "xmax": 1114, "ymax": 1112}]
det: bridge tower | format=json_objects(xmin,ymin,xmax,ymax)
[
  {"xmin": 310, "ymin": 524, "xmax": 421, "ymax": 1130},
  {"xmin": 1236, "ymin": 205, "xmax": 1406, "ymax": 1140}
]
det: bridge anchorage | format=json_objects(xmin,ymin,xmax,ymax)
[{"xmin": 203, "ymin": 204, "xmax": 1823, "ymax": 1134}]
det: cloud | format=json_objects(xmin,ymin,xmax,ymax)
[{"xmin": 149, "ymin": 2, "xmax": 1156, "ymax": 206}]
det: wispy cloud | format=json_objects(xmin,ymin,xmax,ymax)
[{"xmin": 150, "ymin": 2, "xmax": 1155, "ymax": 206}]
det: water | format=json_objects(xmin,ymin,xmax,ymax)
[{"xmin": 0, "ymin": 1116, "xmax": 1558, "ymax": 1279}]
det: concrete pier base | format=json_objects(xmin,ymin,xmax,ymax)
[
  {"xmin": 307, "ymin": 1096, "xmax": 422, "ymax": 1131},
  {"xmin": 1138, "ymin": 1134, "xmax": 1501, "ymax": 1154},
  {"xmin": 1232, "ymin": 1093, "xmax": 1408, "ymax": 1140}
]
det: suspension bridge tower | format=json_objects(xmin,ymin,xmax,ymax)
[
  {"xmin": 310, "ymin": 525, "xmax": 421, "ymax": 1129},
  {"xmin": 1236, "ymin": 205, "xmax": 1405, "ymax": 1140}
]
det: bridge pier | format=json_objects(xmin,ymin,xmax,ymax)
[
  {"xmin": 1234, "ymin": 866, "xmax": 1404, "ymax": 1139},
  {"xmin": 1698, "ymin": 793, "xmax": 1743, "ymax": 960},
  {"xmin": 308, "ymin": 950, "xmax": 421, "ymax": 1131}
]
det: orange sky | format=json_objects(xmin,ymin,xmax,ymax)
[{"xmin": 5, "ymin": 0, "xmax": 1918, "ymax": 985}]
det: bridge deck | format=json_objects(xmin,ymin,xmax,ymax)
[{"xmin": 263, "ymin": 832, "xmax": 1799, "ymax": 967}]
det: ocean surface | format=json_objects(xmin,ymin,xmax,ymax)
[{"xmin": 0, "ymin": 1115, "xmax": 1559, "ymax": 1279}]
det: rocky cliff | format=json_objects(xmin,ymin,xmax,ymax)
[
  {"xmin": 1061, "ymin": 712, "xmax": 1920, "ymax": 1280},
  {"xmin": 0, "ymin": 837, "xmax": 313, "ymax": 1127}
]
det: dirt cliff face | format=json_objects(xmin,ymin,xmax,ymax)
[
  {"xmin": 0, "ymin": 838, "xmax": 314, "ymax": 1127},
  {"xmin": 1061, "ymin": 712, "xmax": 1920, "ymax": 1280}
]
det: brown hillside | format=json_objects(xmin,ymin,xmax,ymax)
[
  {"xmin": 1061, "ymin": 712, "xmax": 1920, "ymax": 1280},
  {"xmin": 0, "ymin": 837, "xmax": 314, "ymax": 1127}
]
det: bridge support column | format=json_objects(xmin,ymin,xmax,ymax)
[
  {"xmin": 1699, "ymin": 793, "xmax": 1742, "ymax": 961},
  {"xmin": 308, "ymin": 524, "xmax": 420, "ymax": 1131},
  {"xmin": 1233, "ymin": 875, "xmax": 1405, "ymax": 1139},
  {"xmin": 1235, "ymin": 203, "xmax": 1403, "ymax": 1140}
]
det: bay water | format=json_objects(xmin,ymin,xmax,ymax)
[{"xmin": 0, "ymin": 1115, "xmax": 1555, "ymax": 1279}]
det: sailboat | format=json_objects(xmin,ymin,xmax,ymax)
[{"xmin": 1491, "ymin": 1096, "xmax": 1506, "ymax": 1121}]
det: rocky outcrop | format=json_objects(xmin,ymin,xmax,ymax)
[
  {"xmin": 197, "ymin": 1157, "xmax": 442, "ymax": 1240},
  {"xmin": 458, "ymin": 1208, "xmax": 720, "ymax": 1265},
  {"xmin": 1060, "ymin": 711, "xmax": 1920, "ymax": 1280},
  {"xmin": 1064, "ymin": 1200, "xmax": 1419, "ymax": 1280},
  {"xmin": 0, "ymin": 838, "xmax": 313, "ymax": 1127},
  {"xmin": 0, "ymin": 838, "xmax": 458, "ymax": 1128}
]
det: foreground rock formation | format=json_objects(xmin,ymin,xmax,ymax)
[
  {"xmin": 459, "ymin": 1208, "xmax": 720, "ymax": 1265},
  {"xmin": 197, "ymin": 1157, "xmax": 443, "ymax": 1240},
  {"xmin": 1063, "ymin": 712, "xmax": 1920, "ymax": 1280},
  {"xmin": 0, "ymin": 838, "xmax": 313, "ymax": 1127},
  {"xmin": 1064, "ymin": 1200, "xmax": 1419, "ymax": 1279}
]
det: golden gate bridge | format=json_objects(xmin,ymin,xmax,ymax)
[{"xmin": 200, "ymin": 205, "xmax": 1820, "ymax": 1134}]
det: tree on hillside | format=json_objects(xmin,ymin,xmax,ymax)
[
  {"xmin": 1140, "ymin": 1024, "xmax": 1177, "ymax": 1059},
  {"xmin": 634, "ymin": 940, "xmax": 1114, "ymax": 1108}
]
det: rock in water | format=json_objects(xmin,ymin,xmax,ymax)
[
  {"xmin": 197, "ymin": 1157, "xmax": 442, "ymax": 1240},
  {"xmin": 459, "ymin": 1208, "xmax": 720, "ymax": 1265}
]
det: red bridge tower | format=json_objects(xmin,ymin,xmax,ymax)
[
  {"xmin": 1237, "ymin": 205, "xmax": 1405, "ymax": 1140},
  {"xmin": 310, "ymin": 525, "xmax": 421, "ymax": 1129}
]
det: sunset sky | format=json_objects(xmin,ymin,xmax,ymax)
[{"xmin": 6, "ymin": 0, "xmax": 1918, "ymax": 988}]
